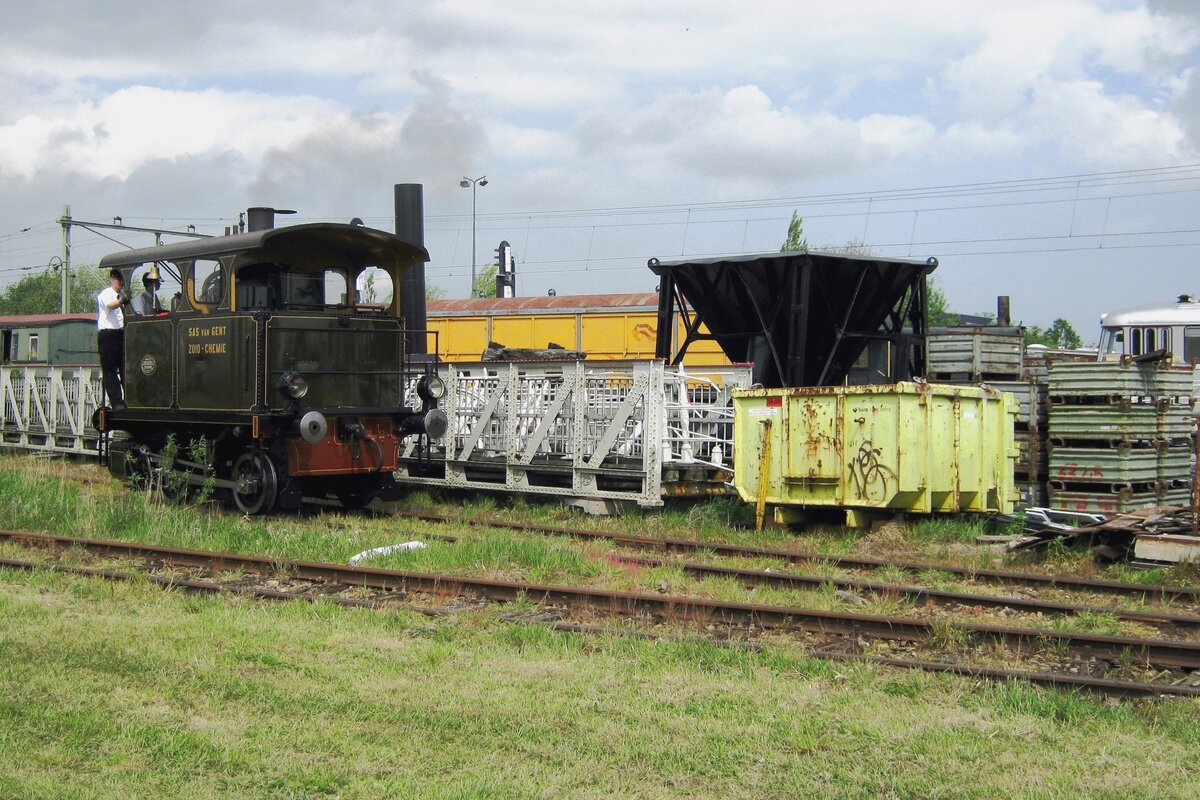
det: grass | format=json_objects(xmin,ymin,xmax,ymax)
[
  {"xmin": 928, "ymin": 617, "xmax": 972, "ymax": 652},
  {"xmin": 1055, "ymin": 610, "xmax": 1129, "ymax": 637},
  {"xmin": 2, "ymin": 566, "xmax": 1200, "ymax": 799},
  {"xmin": 911, "ymin": 517, "xmax": 989, "ymax": 544},
  {"xmin": 5, "ymin": 456, "xmax": 1200, "ymax": 795},
  {"xmin": 370, "ymin": 532, "xmax": 608, "ymax": 585}
]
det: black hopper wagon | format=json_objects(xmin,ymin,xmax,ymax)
[{"xmin": 96, "ymin": 217, "xmax": 447, "ymax": 514}]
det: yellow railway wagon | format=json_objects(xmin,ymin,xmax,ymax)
[{"xmin": 426, "ymin": 293, "xmax": 729, "ymax": 364}]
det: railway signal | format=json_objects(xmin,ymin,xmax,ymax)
[{"xmin": 495, "ymin": 240, "xmax": 516, "ymax": 298}]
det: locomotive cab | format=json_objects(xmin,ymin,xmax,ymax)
[{"xmin": 97, "ymin": 222, "xmax": 444, "ymax": 513}]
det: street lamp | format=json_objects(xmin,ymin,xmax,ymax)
[{"xmin": 459, "ymin": 175, "xmax": 488, "ymax": 298}]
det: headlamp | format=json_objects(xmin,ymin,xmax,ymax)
[
  {"xmin": 416, "ymin": 374, "xmax": 446, "ymax": 402},
  {"xmin": 281, "ymin": 371, "xmax": 309, "ymax": 399}
]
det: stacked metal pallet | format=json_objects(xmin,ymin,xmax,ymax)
[
  {"xmin": 927, "ymin": 326, "xmax": 1025, "ymax": 382},
  {"xmin": 928, "ymin": 326, "xmax": 1045, "ymax": 506},
  {"xmin": 986, "ymin": 378, "xmax": 1048, "ymax": 508},
  {"xmin": 1047, "ymin": 362, "xmax": 1194, "ymax": 514}
]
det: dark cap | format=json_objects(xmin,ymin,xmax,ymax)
[{"xmin": 109, "ymin": 269, "xmax": 123, "ymax": 282}]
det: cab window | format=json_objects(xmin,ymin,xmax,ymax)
[
  {"xmin": 130, "ymin": 262, "xmax": 181, "ymax": 305},
  {"xmin": 193, "ymin": 259, "xmax": 224, "ymax": 306},
  {"xmin": 355, "ymin": 267, "xmax": 394, "ymax": 306},
  {"xmin": 324, "ymin": 269, "xmax": 349, "ymax": 306},
  {"xmin": 235, "ymin": 264, "xmax": 351, "ymax": 310},
  {"xmin": 282, "ymin": 270, "xmax": 324, "ymax": 307}
]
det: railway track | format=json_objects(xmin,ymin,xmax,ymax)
[
  {"xmin": 604, "ymin": 554, "xmax": 1200, "ymax": 631},
  {"xmin": 391, "ymin": 510, "xmax": 1200, "ymax": 603},
  {"xmin": 3, "ymin": 529, "xmax": 1200, "ymax": 698}
]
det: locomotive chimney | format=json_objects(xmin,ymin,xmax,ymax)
[
  {"xmin": 394, "ymin": 183, "xmax": 428, "ymax": 356},
  {"xmin": 247, "ymin": 207, "xmax": 275, "ymax": 231},
  {"xmin": 246, "ymin": 207, "xmax": 296, "ymax": 232}
]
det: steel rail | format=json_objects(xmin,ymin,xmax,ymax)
[
  {"xmin": 606, "ymin": 554, "xmax": 1200, "ymax": 629},
  {"xmin": 4, "ymin": 530, "xmax": 1200, "ymax": 670},
  {"xmin": 391, "ymin": 511, "xmax": 1200, "ymax": 603},
  {"xmin": 527, "ymin": 620, "xmax": 1200, "ymax": 699},
  {"xmin": 0, "ymin": 557, "xmax": 439, "ymax": 614},
  {"xmin": 3, "ymin": 554, "xmax": 1194, "ymax": 699}
]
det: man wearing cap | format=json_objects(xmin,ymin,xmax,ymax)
[
  {"xmin": 97, "ymin": 268, "xmax": 130, "ymax": 409},
  {"xmin": 132, "ymin": 266, "xmax": 164, "ymax": 316}
]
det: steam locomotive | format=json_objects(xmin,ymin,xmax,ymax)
[{"xmin": 96, "ymin": 211, "xmax": 447, "ymax": 514}]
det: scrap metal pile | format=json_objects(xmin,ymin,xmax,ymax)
[{"xmin": 1011, "ymin": 505, "xmax": 1200, "ymax": 563}]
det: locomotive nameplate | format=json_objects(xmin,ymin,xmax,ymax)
[{"xmin": 184, "ymin": 324, "xmax": 230, "ymax": 356}]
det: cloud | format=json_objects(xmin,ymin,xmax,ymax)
[
  {"xmin": 932, "ymin": 1, "xmax": 1199, "ymax": 162},
  {"xmin": 572, "ymin": 85, "xmax": 946, "ymax": 192},
  {"xmin": 0, "ymin": 86, "xmax": 345, "ymax": 181},
  {"xmin": 1027, "ymin": 78, "xmax": 1188, "ymax": 164},
  {"xmin": 1147, "ymin": 0, "xmax": 1200, "ymax": 21},
  {"xmin": 3, "ymin": 0, "xmax": 1200, "ymax": 316},
  {"xmin": 1171, "ymin": 69, "xmax": 1200, "ymax": 150}
]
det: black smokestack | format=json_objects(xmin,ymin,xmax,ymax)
[
  {"xmin": 246, "ymin": 207, "xmax": 275, "ymax": 231},
  {"xmin": 246, "ymin": 207, "xmax": 296, "ymax": 232},
  {"xmin": 394, "ymin": 184, "xmax": 427, "ymax": 355}
]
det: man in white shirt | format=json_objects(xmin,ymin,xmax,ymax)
[{"xmin": 97, "ymin": 268, "xmax": 129, "ymax": 409}]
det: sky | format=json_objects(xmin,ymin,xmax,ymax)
[{"xmin": 2, "ymin": 0, "xmax": 1199, "ymax": 340}]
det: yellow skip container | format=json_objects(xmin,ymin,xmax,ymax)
[{"xmin": 733, "ymin": 382, "xmax": 1017, "ymax": 525}]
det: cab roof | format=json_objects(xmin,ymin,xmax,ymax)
[{"xmin": 98, "ymin": 223, "xmax": 429, "ymax": 271}]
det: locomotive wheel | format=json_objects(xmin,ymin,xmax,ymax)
[
  {"xmin": 335, "ymin": 487, "xmax": 375, "ymax": 510},
  {"xmin": 154, "ymin": 468, "xmax": 189, "ymax": 506},
  {"xmin": 126, "ymin": 448, "xmax": 153, "ymax": 491},
  {"xmin": 232, "ymin": 453, "xmax": 278, "ymax": 515}
]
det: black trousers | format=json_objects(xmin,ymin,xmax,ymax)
[{"xmin": 98, "ymin": 329, "xmax": 124, "ymax": 406}]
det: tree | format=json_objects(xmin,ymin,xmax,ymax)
[
  {"xmin": 1026, "ymin": 318, "xmax": 1082, "ymax": 349},
  {"xmin": 926, "ymin": 278, "xmax": 957, "ymax": 327},
  {"xmin": 819, "ymin": 237, "xmax": 871, "ymax": 256},
  {"xmin": 0, "ymin": 265, "xmax": 107, "ymax": 315},
  {"xmin": 781, "ymin": 211, "xmax": 809, "ymax": 252},
  {"xmin": 472, "ymin": 263, "xmax": 497, "ymax": 298}
]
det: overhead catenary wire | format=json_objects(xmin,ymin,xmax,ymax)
[{"xmin": 4, "ymin": 163, "xmax": 1200, "ymax": 285}]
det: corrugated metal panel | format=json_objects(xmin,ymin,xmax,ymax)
[
  {"xmin": 1049, "ymin": 488, "xmax": 1180, "ymax": 515},
  {"xmin": 1047, "ymin": 362, "xmax": 1194, "ymax": 398},
  {"xmin": 986, "ymin": 379, "xmax": 1046, "ymax": 426},
  {"xmin": 928, "ymin": 330, "xmax": 1024, "ymax": 377},
  {"xmin": 1047, "ymin": 445, "xmax": 1161, "ymax": 484},
  {"xmin": 1046, "ymin": 360, "xmax": 1196, "ymax": 515},
  {"xmin": 1048, "ymin": 406, "xmax": 1193, "ymax": 442}
]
